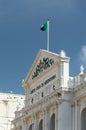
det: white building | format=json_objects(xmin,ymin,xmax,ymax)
[
  {"xmin": 0, "ymin": 93, "xmax": 25, "ymax": 130},
  {"xmin": 12, "ymin": 49, "xmax": 86, "ymax": 130}
]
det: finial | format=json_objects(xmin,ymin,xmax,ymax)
[
  {"xmin": 80, "ymin": 65, "xmax": 84, "ymax": 74},
  {"xmin": 22, "ymin": 79, "xmax": 24, "ymax": 83},
  {"xmin": 60, "ymin": 50, "xmax": 66, "ymax": 57}
]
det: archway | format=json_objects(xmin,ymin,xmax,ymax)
[
  {"xmin": 29, "ymin": 124, "xmax": 32, "ymax": 130},
  {"xmin": 81, "ymin": 108, "xmax": 86, "ymax": 130},
  {"xmin": 29, "ymin": 123, "xmax": 34, "ymax": 130},
  {"xmin": 50, "ymin": 113, "xmax": 55, "ymax": 130},
  {"xmin": 39, "ymin": 119, "xmax": 43, "ymax": 130}
]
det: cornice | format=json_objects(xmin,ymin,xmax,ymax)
[
  {"xmin": 72, "ymin": 92, "xmax": 86, "ymax": 102},
  {"xmin": 73, "ymin": 82, "xmax": 86, "ymax": 92},
  {"xmin": 72, "ymin": 82, "xmax": 86, "ymax": 101}
]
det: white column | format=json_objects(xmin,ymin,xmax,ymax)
[
  {"xmin": 75, "ymin": 101, "xmax": 78, "ymax": 130},
  {"xmin": 58, "ymin": 101, "xmax": 72, "ymax": 130},
  {"xmin": 35, "ymin": 114, "xmax": 39, "ymax": 130},
  {"xmin": 58, "ymin": 102, "xmax": 62, "ymax": 130},
  {"xmin": 43, "ymin": 109, "xmax": 48, "ymax": 130},
  {"xmin": 78, "ymin": 107, "xmax": 81, "ymax": 130},
  {"xmin": 76, "ymin": 101, "xmax": 80, "ymax": 130},
  {"xmin": 72, "ymin": 104, "xmax": 75, "ymax": 130}
]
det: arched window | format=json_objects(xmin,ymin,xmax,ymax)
[
  {"xmin": 29, "ymin": 124, "xmax": 32, "ymax": 130},
  {"xmin": 29, "ymin": 123, "xmax": 34, "ymax": 130},
  {"xmin": 50, "ymin": 113, "xmax": 55, "ymax": 130},
  {"xmin": 81, "ymin": 108, "xmax": 86, "ymax": 130},
  {"xmin": 39, "ymin": 119, "xmax": 43, "ymax": 130}
]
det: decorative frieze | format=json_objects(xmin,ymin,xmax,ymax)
[
  {"xmin": 30, "ymin": 75, "xmax": 56, "ymax": 94},
  {"xmin": 32, "ymin": 57, "xmax": 54, "ymax": 79}
]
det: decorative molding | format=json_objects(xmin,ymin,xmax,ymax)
[{"xmin": 32, "ymin": 57, "xmax": 54, "ymax": 79}]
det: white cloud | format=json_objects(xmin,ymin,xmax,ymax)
[{"xmin": 79, "ymin": 45, "xmax": 86, "ymax": 65}]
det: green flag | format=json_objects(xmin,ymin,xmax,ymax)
[
  {"xmin": 40, "ymin": 22, "xmax": 48, "ymax": 31},
  {"xmin": 40, "ymin": 20, "xmax": 50, "ymax": 51}
]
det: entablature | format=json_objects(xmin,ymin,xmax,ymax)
[
  {"xmin": 22, "ymin": 89, "xmax": 61, "ymax": 119},
  {"xmin": 73, "ymin": 82, "xmax": 86, "ymax": 101}
]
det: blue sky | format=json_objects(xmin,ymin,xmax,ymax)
[{"xmin": 0, "ymin": 0, "xmax": 86, "ymax": 94}]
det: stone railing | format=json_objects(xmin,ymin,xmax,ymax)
[{"xmin": 68, "ymin": 73, "xmax": 86, "ymax": 88}]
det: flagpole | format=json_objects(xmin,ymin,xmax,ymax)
[{"xmin": 47, "ymin": 20, "xmax": 49, "ymax": 51}]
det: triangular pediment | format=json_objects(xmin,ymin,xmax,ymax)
[{"xmin": 24, "ymin": 49, "xmax": 60, "ymax": 84}]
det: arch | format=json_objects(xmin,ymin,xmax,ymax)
[
  {"xmin": 29, "ymin": 123, "xmax": 34, "ymax": 130},
  {"xmin": 50, "ymin": 113, "xmax": 55, "ymax": 130},
  {"xmin": 39, "ymin": 119, "xmax": 43, "ymax": 130},
  {"xmin": 29, "ymin": 124, "xmax": 32, "ymax": 130},
  {"xmin": 81, "ymin": 107, "xmax": 86, "ymax": 130}
]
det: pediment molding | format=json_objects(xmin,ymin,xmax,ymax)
[{"xmin": 23, "ymin": 50, "xmax": 61, "ymax": 87}]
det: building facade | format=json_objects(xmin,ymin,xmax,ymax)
[
  {"xmin": 0, "ymin": 93, "xmax": 25, "ymax": 130},
  {"xmin": 12, "ymin": 49, "xmax": 86, "ymax": 130}
]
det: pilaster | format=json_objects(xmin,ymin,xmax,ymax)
[
  {"xmin": 60, "ymin": 50, "xmax": 69, "ymax": 88},
  {"xmin": 74, "ymin": 101, "xmax": 81, "ymax": 130},
  {"xmin": 55, "ymin": 104, "xmax": 58, "ymax": 130},
  {"xmin": 58, "ymin": 100, "xmax": 72, "ymax": 130},
  {"xmin": 44, "ymin": 108, "xmax": 50, "ymax": 130}
]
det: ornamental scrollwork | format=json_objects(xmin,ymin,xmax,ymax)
[{"xmin": 32, "ymin": 57, "xmax": 54, "ymax": 79}]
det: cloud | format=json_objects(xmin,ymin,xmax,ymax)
[{"xmin": 79, "ymin": 45, "xmax": 86, "ymax": 65}]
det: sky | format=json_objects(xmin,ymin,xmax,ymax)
[{"xmin": 0, "ymin": 0, "xmax": 86, "ymax": 94}]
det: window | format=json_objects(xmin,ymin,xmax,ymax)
[
  {"xmin": 53, "ymin": 85, "xmax": 55, "ymax": 90},
  {"xmin": 41, "ymin": 92, "xmax": 44, "ymax": 97}
]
